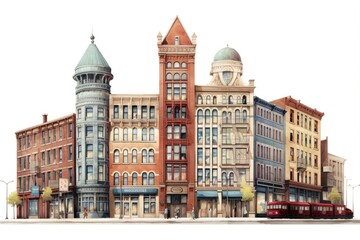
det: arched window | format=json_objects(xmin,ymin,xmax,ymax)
[
  {"xmin": 222, "ymin": 111, "xmax": 227, "ymax": 123},
  {"xmin": 132, "ymin": 173, "xmax": 137, "ymax": 185},
  {"xmin": 149, "ymin": 128, "xmax": 155, "ymax": 141},
  {"xmin": 114, "ymin": 172, "xmax": 119, "ymax": 185},
  {"xmin": 123, "ymin": 128, "xmax": 128, "ymax": 141},
  {"xmin": 123, "ymin": 149, "xmax": 128, "ymax": 163},
  {"xmin": 174, "ymin": 73, "xmax": 180, "ymax": 79},
  {"xmin": 206, "ymin": 95, "xmax": 211, "ymax": 104},
  {"xmin": 235, "ymin": 109, "xmax": 241, "ymax": 123},
  {"xmin": 132, "ymin": 149, "xmax": 137, "ymax": 163},
  {"xmin": 181, "ymin": 73, "xmax": 187, "ymax": 80},
  {"xmin": 237, "ymin": 96, "xmax": 242, "ymax": 104},
  {"xmin": 229, "ymin": 172, "xmax": 234, "ymax": 186},
  {"xmin": 166, "ymin": 62, "xmax": 172, "ymax": 68},
  {"xmin": 213, "ymin": 96, "xmax": 217, "ymax": 104},
  {"xmin": 166, "ymin": 73, "xmax": 172, "ymax": 80},
  {"xmin": 142, "ymin": 149, "xmax": 147, "ymax": 163},
  {"xmin": 205, "ymin": 109, "xmax": 210, "ymax": 124},
  {"xmin": 212, "ymin": 109, "xmax": 218, "ymax": 124},
  {"xmin": 242, "ymin": 95, "xmax": 247, "ymax": 104},
  {"xmin": 174, "ymin": 62, "xmax": 180, "ymax": 68},
  {"xmin": 181, "ymin": 62, "xmax": 187, "ymax": 68},
  {"xmin": 113, "ymin": 128, "xmax": 119, "ymax": 141},
  {"xmin": 123, "ymin": 173, "xmax": 128, "ymax": 185},
  {"xmin": 149, "ymin": 172, "xmax": 155, "ymax": 185},
  {"xmin": 197, "ymin": 95, "xmax": 203, "ymax": 104},
  {"xmin": 142, "ymin": 128, "xmax": 147, "ymax": 141},
  {"xmin": 197, "ymin": 109, "xmax": 203, "ymax": 124},
  {"xmin": 149, "ymin": 149, "xmax": 154, "ymax": 163},
  {"xmin": 132, "ymin": 128, "xmax": 137, "ymax": 141},
  {"xmin": 142, "ymin": 172, "xmax": 148, "ymax": 185},
  {"xmin": 222, "ymin": 172, "xmax": 227, "ymax": 186},
  {"xmin": 114, "ymin": 150, "xmax": 120, "ymax": 163},
  {"xmin": 243, "ymin": 110, "xmax": 248, "ymax": 122},
  {"xmin": 222, "ymin": 95, "xmax": 227, "ymax": 104},
  {"xmin": 229, "ymin": 95, "xmax": 234, "ymax": 104}
]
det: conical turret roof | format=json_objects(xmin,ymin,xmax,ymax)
[{"xmin": 74, "ymin": 35, "xmax": 112, "ymax": 75}]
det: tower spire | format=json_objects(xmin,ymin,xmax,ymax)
[{"xmin": 90, "ymin": 33, "xmax": 95, "ymax": 44}]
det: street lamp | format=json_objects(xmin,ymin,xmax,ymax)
[
  {"xmin": 345, "ymin": 177, "xmax": 351, "ymax": 206},
  {"xmin": 352, "ymin": 184, "xmax": 360, "ymax": 215},
  {"xmin": 0, "ymin": 180, "xmax": 14, "ymax": 219},
  {"xmin": 119, "ymin": 172, "xmax": 122, "ymax": 219}
]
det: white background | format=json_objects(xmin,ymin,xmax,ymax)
[{"xmin": 0, "ymin": 0, "xmax": 359, "ymax": 236}]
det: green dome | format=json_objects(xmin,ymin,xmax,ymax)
[
  {"xmin": 213, "ymin": 47, "xmax": 241, "ymax": 62},
  {"xmin": 74, "ymin": 35, "xmax": 112, "ymax": 75}
]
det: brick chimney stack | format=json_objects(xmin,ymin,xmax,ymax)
[{"xmin": 42, "ymin": 114, "xmax": 48, "ymax": 123}]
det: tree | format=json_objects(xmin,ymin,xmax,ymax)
[
  {"xmin": 240, "ymin": 181, "xmax": 254, "ymax": 217},
  {"xmin": 42, "ymin": 186, "xmax": 53, "ymax": 201},
  {"xmin": 42, "ymin": 187, "xmax": 53, "ymax": 218},
  {"xmin": 328, "ymin": 187, "xmax": 341, "ymax": 204},
  {"xmin": 8, "ymin": 191, "xmax": 21, "ymax": 219}
]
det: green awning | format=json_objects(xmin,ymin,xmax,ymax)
[
  {"xmin": 222, "ymin": 191, "xmax": 242, "ymax": 198},
  {"xmin": 197, "ymin": 190, "xmax": 218, "ymax": 198}
]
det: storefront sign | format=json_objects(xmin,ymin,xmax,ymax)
[{"xmin": 113, "ymin": 188, "xmax": 158, "ymax": 195}]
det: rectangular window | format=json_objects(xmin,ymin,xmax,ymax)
[
  {"xmin": 181, "ymin": 83, "xmax": 186, "ymax": 100},
  {"xmin": 181, "ymin": 165, "xmax": 187, "ymax": 180},
  {"xmin": 212, "ymin": 128, "xmax": 218, "ymax": 144},
  {"xmin": 212, "ymin": 148, "xmax": 218, "ymax": 164},
  {"xmin": 197, "ymin": 148, "xmax": 203, "ymax": 165},
  {"xmin": 212, "ymin": 169, "xmax": 217, "ymax": 185},
  {"xmin": 86, "ymin": 144, "xmax": 93, "ymax": 158},
  {"xmin": 174, "ymin": 165, "xmax": 180, "ymax": 180},
  {"xmin": 205, "ymin": 128, "xmax": 210, "ymax": 145},
  {"xmin": 174, "ymin": 145, "xmax": 180, "ymax": 160},
  {"xmin": 69, "ymin": 145, "xmax": 73, "ymax": 160},
  {"xmin": 98, "ymin": 126, "xmax": 104, "ymax": 138},
  {"xmin": 59, "ymin": 148, "xmax": 63, "ymax": 162},
  {"xmin": 132, "ymin": 106, "xmax": 138, "ymax": 119},
  {"xmin": 174, "ymin": 83, "xmax": 180, "ymax": 100},
  {"xmin": 113, "ymin": 105, "xmax": 119, "ymax": 119},
  {"xmin": 123, "ymin": 106, "xmax": 128, "ymax": 119},
  {"xmin": 69, "ymin": 123, "xmax": 73, "ymax": 138},
  {"xmin": 181, "ymin": 107, "xmax": 186, "ymax": 119},
  {"xmin": 141, "ymin": 106, "xmax": 147, "ymax": 119},
  {"xmin": 181, "ymin": 146, "xmax": 186, "ymax": 160},
  {"xmin": 314, "ymin": 120, "xmax": 318, "ymax": 132},
  {"xmin": 86, "ymin": 126, "xmax": 93, "ymax": 137},
  {"xmin": 86, "ymin": 165, "xmax": 93, "ymax": 181},
  {"xmin": 205, "ymin": 168, "xmax": 210, "ymax": 185},
  {"xmin": 69, "ymin": 168, "xmax": 73, "ymax": 185},
  {"xmin": 197, "ymin": 169, "xmax": 203, "ymax": 185},
  {"xmin": 47, "ymin": 150, "xmax": 51, "ymax": 165},
  {"xmin": 59, "ymin": 126, "xmax": 63, "ymax": 139},
  {"xmin": 150, "ymin": 106, "xmax": 155, "ymax": 119},
  {"xmin": 174, "ymin": 125, "xmax": 180, "ymax": 139},
  {"xmin": 97, "ymin": 108, "xmax": 104, "ymax": 119},
  {"xmin": 167, "ymin": 146, "xmax": 172, "ymax": 160},
  {"xmin": 205, "ymin": 148, "xmax": 210, "ymax": 164},
  {"xmin": 86, "ymin": 107, "xmax": 93, "ymax": 119},
  {"xmin": 98, "ymin": 144, "xmax": 104, "ymax": 158},
  {"xmin": 77, "ymin": 108, "xmax": 82, "ymax": 120},
  {"xmin": 167, "ymin": 164, "xmax": 172, "ymax": 180},
  {"xmin": 167, "ymin": 84, "xmax": 172, "ymax": 100},
  {"xmin": 197, "ymin": 128, "xmax": 203, "ymax": 144},
  {"xmin": 98, "ymin": 165, "xmax": 104, "ymax": 181},
  {"xmin": 42, "ymin": 131, "xmax": 45, "ymax": 144}
]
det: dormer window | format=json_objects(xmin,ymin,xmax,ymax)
[{"xmin": 175, "ymin": 36, "xmax": 179, "ymax": 45}]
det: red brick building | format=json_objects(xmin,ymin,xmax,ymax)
[
  {"xmin": 158, "ymin": 17, "xmax": 197, "ymax": 217},
  {"xmin": 15, "ymin": 114, "xmax": 76, "ymax": 218}
]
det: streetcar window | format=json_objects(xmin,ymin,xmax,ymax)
[{"xmin": 282, "ymin": 205, "xmax": 287, "ymax": 210}]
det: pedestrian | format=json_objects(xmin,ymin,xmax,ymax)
[
  {"xmin": 83, "ymin": 207, "xmax": 88, "ymax": 219},
  {"xmin": 191, "ymin": 207, "xmax": 195, "ymax": 220},
  {"xmin": 164, "ymin": 207, "xmax": 168, "ymax": 219}
]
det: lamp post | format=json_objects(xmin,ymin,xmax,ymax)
[
  {"xmin": 119, "ymin": 172, "xmax": 122, "ymax": 219},
  {"xmin": 0, "ymin": 180, "xmax": 14, "ymax": 219},
  {"xmin": 345, "ymin": 177, "xmax": 351, "ymax": 206},
  {"xmin": 352, "ymin": 184, "xmax": 360, "ymax": 215}
]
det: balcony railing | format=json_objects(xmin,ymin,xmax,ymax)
[{"xmin": 297, "ymin": 157, "xmax": 306, "ymax": 170}]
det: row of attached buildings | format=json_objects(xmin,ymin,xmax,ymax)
[{"xmin": 15, "ymin": 17, "xmax": 345, "ymax": 219}]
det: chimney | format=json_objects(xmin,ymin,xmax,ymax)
[{"xmin": 43, "ymin": 114, "xmax": 48, "ymax": 123}]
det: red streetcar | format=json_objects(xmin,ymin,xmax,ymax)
[{"xmin": 266, "ymin": 201, "xmax": 354, "ymax": 219}]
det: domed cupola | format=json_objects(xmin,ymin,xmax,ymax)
[
  {"xmin": 213, "ymin": 46, "xmax": 241, "ymax": 62},
  {"xmin": 209, "ymin": 45, "xmax": 243, "ymax": 86}
]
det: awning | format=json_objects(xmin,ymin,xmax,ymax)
[
  {"xmin": 197, "ymin": 190, "xmax": 218, "ymax": 198},
  {"xmin": 222, "ymin": 191, "xmax": 242, "ymax": 198}
]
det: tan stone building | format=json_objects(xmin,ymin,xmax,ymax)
[
  {"xmin": 321, "ymin": 137, "xmax": 345, "ymax": 203},
  {"xmin": 272, "ymin": 96, "xmax": 324, "ymax": 202},
  {"xmin": 109, "ymin": 94, "xmax": 160, "ymax": 218},
  {"xmin": 195, "ymin": 46, "xmax": 255, "ymax": 217}
]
